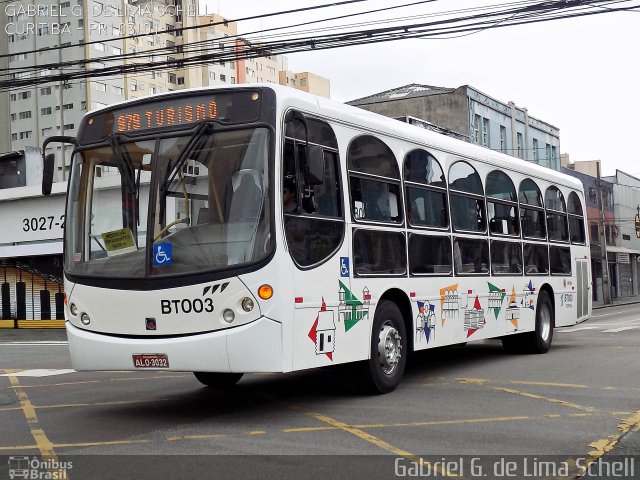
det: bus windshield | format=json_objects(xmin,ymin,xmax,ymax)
[{"xmin": 65, "ymin": 126, "xmax": 272, "ymax": 278}]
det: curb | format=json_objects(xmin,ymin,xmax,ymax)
[{"xmin": 593, "ymin": 300, "xmax": 640, "ymax": 310}]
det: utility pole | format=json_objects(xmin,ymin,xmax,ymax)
[{"xmin": 597, "ymin": 164, "xmax": 611, "ymax": 304}]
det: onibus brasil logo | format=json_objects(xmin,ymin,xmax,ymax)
[{"xmin": 8, "ymin": 457, "xmax": 72, "ymax": 480}]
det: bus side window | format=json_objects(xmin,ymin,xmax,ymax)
[{"xmin": 282, "ymin": 116, "xmax": 344, "ymax": 267}]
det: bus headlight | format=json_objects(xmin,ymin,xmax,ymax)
[
  {"xmin": 241, "ymin": 297, "xmax": 254, "ymax": 312},
  {"xmin": 222, "ymin": 309, "xmax": 235, "ymax": 323},
  {"xmin": 69, "ymin": 303, "xmax": 78, "ymax": 316},
  {"xmin": 80, "ymin": 313, "xmax": 91, "ymax": 325}
]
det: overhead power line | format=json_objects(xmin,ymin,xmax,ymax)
[
  {"xmin": 0, "ymin": 0, "xmax": 441, "ymax": 77},
  {"xmin": 0, "ymin": 0, "xmax": 637, "ymax": 93}
]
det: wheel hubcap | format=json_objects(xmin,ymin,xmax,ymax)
[
  {"xmin": 378, "ymin": 322, "xmax": 402, "ymax": 375},
  {"xmin": 539, "ymin": 305, "xmax": 551, "ymax": 342}
]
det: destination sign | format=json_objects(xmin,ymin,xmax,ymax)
[{"xmin": 80, "ymin": 90, "xmax": 263, "ymax": 142}]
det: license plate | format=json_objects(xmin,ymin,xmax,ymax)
[{"xmin": 132, "ymin": 353, "xmax": 169, "ymax": 368}]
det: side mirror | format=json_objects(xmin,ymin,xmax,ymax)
[
  {"xmin": 305, "ymin": 145, "xmax": 325, "ymax": 185},
  {"xmin": 42, "ymin": 153, "xmax": 55, "ymax": 196}
]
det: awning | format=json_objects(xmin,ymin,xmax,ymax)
[{"xmin": 605, "ymin": 246, "xmax": 640, "ymax": 255}]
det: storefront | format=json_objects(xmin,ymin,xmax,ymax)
[{"xmin": 0, "ymin": 184, "xmax": 66, "ymax": 328}]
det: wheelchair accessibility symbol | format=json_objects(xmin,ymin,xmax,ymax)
[
  {"xmin": 340, "ymin": 257, "xmax": 350, "ymax": 277},
  {"xmin": 153, "ymin": 243, "xmax": 173, "ymax": 266}
]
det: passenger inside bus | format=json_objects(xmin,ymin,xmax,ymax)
[{"xmin": 283, "ymin": 179, "xmax": 298, "ymax": 213}]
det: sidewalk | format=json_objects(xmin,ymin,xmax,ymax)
[{"xmin": 592, "ymin": 296, "xmax": 640, "ymax": 309}]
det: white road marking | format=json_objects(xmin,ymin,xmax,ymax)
[
  {"xmin": 0, "ymin": 369, "xmax": 76, "ymax": 377},
  {"xmin": 601, "ymin": 326, "xmax": 640, "ymax": 333},
  {"xmin": 0, "ymin": 341, "xmax": 68, "ymax": 346},
  {"xmin": 557, "ymin": 326, "xmax": 599, "ymax": 333}
]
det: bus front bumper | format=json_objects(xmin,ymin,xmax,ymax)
[{"xmin": 66, "ymin": 318, "xmax": 283, "ymax": 373}]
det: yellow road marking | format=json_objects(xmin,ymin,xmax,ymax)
[
  {"xmin": 456, "ymin": 378, "xmax": 487, "ymax": 385},
  {"xmin": 510, "ymin": 380, "xmax": 588, "ymax": 389},
  {"xmin": 493, "ymin": 387, "xmax": 596, "ymax": 412},
  {"xmin": 248, "ymin": 430, "xmax": 266, "ymax": 435},
  {"xmin": 7, "ymin": 375, "xmax": 68, "ymax": 478},
  {"xmin": 8, "ymin": 375, "xmax": 56, "ymax": 457},
  {"xmin": 307, "ymin": 412, "xmax": 461, "ymax": 478},
  {"xmin": 166, "ymin": 434, "xmax": 226, "ymax": 441},
  {"xmin": 568, "ymin": 409, "xmax": 640, "ymax": 477}
]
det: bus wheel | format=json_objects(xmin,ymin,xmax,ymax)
[
  {"xmin": 530, "ymin": 290, "xmax": 554, "ymax": 353},
  {"xmin": 364, "ymin": 300, "xmax": 407, "ymax": 394},
  {"xmin": 193, "ymin": 372, "xmax": 244, "ymax": 387},
  {"xmin": 501, "ymin": 290, "xmax": 554, "ymax": 354}
]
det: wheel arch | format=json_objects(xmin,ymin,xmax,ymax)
[{"xmin": 378, "ymin": 288, "xmax": 414, "ymax": 352}]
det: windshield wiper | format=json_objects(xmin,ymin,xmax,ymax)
[{"xmin": 156, "ymin": 121, "xmax": 214, "ymax": 239}]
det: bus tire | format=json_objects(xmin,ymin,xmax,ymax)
[
  {"xmin": 363, "ymin": 300, "xmax": 407, "ymax": 394},
  {"xmin": 193, "ymin": 372, "xmax": 244, "ymax": 387},
  {"xmin": 501, "ymin": 290, "xmax": 554, "ymax": 354},
  {"xmin": 529, "ymin": 290, "xmax": 554, "ymax": 353}
]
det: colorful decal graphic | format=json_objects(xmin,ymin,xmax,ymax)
[
  {"xmin": 338, "ymin": 281, "xmax": 370, "ymax": 332},
  {"xmin": 505, "ymin": 286, "xmax": 520, "ymax": 329},
  {"xmin": 522, "ymin": 280, "xmax": 535, "ymax": 310},
  {"xmin": 487, "ymin": 282, "xmax": 506, "ymax": 319},
  {"xmin": 440, "ymin": 283, "xmax": 459, "ymax": 326},
  {"xmin": 464, "ymin": 294, "xmax": 485, "ymax": 337},
  {"xmin": 308, "ymin": 297, "xmax": 336, "ymax": 361},
  {"xmin": 415, "ymin": 300, "xmax": 436, "ymax": 343}
]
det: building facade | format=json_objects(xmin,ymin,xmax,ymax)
[
  {"xmin": 603, "ymin": 170, "xmax": 640, "ymax": 299},
  {"xmin": 561, "ymin": 160, "xmax": 615, "ymax": 301},
  {"xmin": 347, "ymin": 84, "xmax": 561, "ymax": 170}
]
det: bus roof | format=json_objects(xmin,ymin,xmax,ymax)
[{"xmin": 86, "ymin": 83, "xmax": 582, "ymax": 192}]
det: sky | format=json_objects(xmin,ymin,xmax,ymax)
[{"xmin": 203, "ymin": 0, "xmax": 640, "ymax": 177}]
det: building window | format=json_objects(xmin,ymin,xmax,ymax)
[
  {"xmin": 11, "ymin": 133, "xmax": 18, "ymax": 140},
  {"xmin": 19, "ymin": 131, "xmax": 32, "ymax": 139},
  {"xmin": 42, "ymin": 127, "xmax": 53, "ymax": 136},
  {"xmin": 130, "ymin": 80, "xmax": 137, "ymax": 91},
  {"xmin": 473, "ymin": 114, "xmax": 481, "ymax": 143},
  {"xmin": 545, "ymin": 143, "xmax": 552, "ymax": 167},
  {"xmin": 168, "ymin": 73, "xmax": 176, "ymax": 84},
  {"xmin": 94, "ymin": 42, "xmax": 105, "ymax": 51},
  {"xmin": 517, "ymin": 133, "xmax": 524, "ymax": 159},
  {"xmin": 63, "ymin": 103, "xmax": 73, "ymax": 110},
  {"xmin": 177, "ymin": 77, "xmax": 184, "ymax": 85},
  {"xmin": 532, "ymin": 138, "xmax": 539, "ymax": 163},
  {"xmin": 10, "ymin": 113, "xmax": 16, "ymax": 121},
  {"xmin": 41, "ymin": 107, "xmax": 52, "ymax": 115},
  {"xmin": 482, "ymin": 118, "xmax": 490, "ymax": 147},
  {"xmin": 18, "ymin": 111, "xmax": 32, "ymax": 119},
  {"xmin": 94, "ymin": 82, "xmax": 106, "ymax": 92},
  {"xmin": 112, "ymin": 86, "xmax": 123, "ymax": 95},
  {"xmin": 220, "ymin": 74, "xmax": 226, "ymax": 82},
  {"xmin": 499, "ymin": 125, "xmax": 507, "ymax": 153},
  {"xmin": 112, "ymin": 46, "xmax": 122, "ymax": 55}
]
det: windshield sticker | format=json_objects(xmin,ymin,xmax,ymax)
[
  {"xmin": 153, "ymin": 243, "xmax": 173, "ymax": 266},
  {"xmin": 101, "ymin": 228, "xmax": 137, "ymax": 256}
]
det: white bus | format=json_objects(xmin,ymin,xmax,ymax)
[{"xmin": 42, "ymin": 84, "xmax": 590, "ymax": 393}]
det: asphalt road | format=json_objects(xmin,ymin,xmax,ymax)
[{"xmin": 0, "ymin": 303, "xmax": 639, "ymax": 479}]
